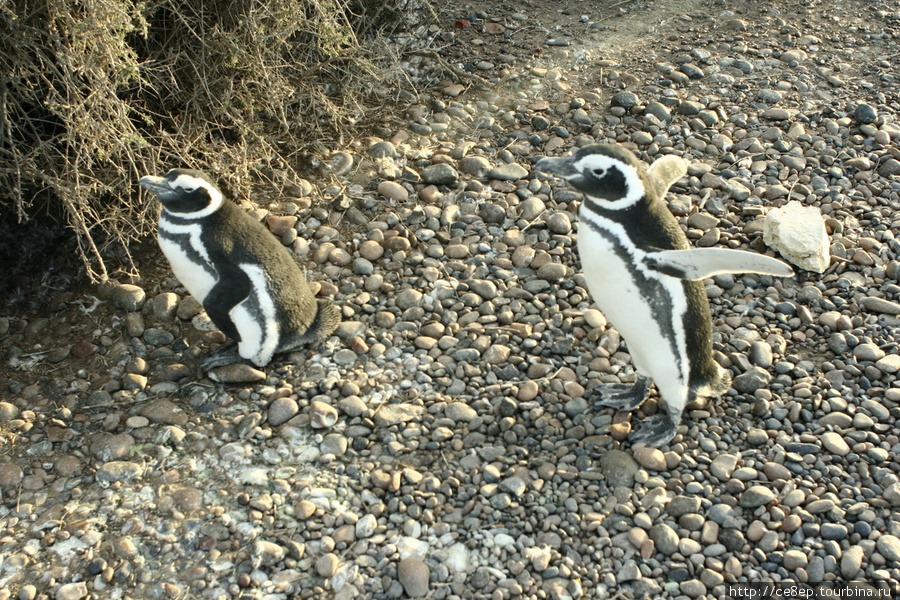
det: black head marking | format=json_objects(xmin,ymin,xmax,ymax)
[
  {"xmin": 535, "ymin": 144, "xmax": 648, "ymax": 209},
  {"xmin": 139, "ymin": 168, "xmax": 223, "ymax": 217}
]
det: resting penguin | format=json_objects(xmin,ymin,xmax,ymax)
[
  {"xmin": 139, "ymin": 169, "xmax": 340, "ymax": 370},
  {"xmin": 535, "ymin": 144, "xmax": 794, "ymax": 447}
]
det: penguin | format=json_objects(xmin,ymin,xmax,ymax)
[
  {"xmin": 139, "ymin": 168, "xmax": 340, "ymax": 370},
  {"xmin": 535, "ymin": 144, "xmax": 794, "ymax": 447}
]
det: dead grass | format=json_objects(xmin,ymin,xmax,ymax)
[{"xmin": 0, "ymin": 0, "xmax": 430, "ymax": 281}]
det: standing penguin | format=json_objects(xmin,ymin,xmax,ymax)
[
  {"xmin": 535, "ymin": 145, "xmax": 793, "ymax": 447},
  {"xmin": 139, "ymin": 168, "xmax": 340, "ymax": 370}
]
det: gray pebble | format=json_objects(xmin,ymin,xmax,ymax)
[
  {"xmin": 421, "ymin": 164, "xmax": 458, "ymax": 185},
  {"xmin": 398, "ymin": 558, "xmax": 430, "ymax": 596},
  {"xmin": 740, "ymin": 485, "xmax": 775, "ymax": 508}
]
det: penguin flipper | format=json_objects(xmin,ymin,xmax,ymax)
[
  {"xmin": 202, "ymin": 265, "xmax": 252, "ymax": 341},
  {"xmin": 646, "ymin": 155, "xmax": 687, "ymax": 198},
  {"xmin": 645, "ymin": 248, "xmax": 795, "ymax": 280}
]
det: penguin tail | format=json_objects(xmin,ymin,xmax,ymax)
[
  {"xmin": 304, "ymin": 298, "xmax": 341, "ymax": 344},
  {"xmin": 712, "ymin": 366, "xmax": 732, "ymax": 395}
]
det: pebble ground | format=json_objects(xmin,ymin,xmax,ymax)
[{"xmin": 2, "ymin": 0, "xmax": 900, "ymax": 599}]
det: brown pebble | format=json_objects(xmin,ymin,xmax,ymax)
[
  {"xmin": 70, "ymin": 341, "xmax": 97, "ymax": 358},
  {"xmin": 207, "ymin": 364, "xmax": 267, "ymax": 384},
  {"xmin": 266, "ymin": 215, "xmax": 298, "ymax": 236}
]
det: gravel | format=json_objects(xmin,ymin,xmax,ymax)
[{"xmin": 2, "ymin": 0, "xmax": 900, "ymax": 599}]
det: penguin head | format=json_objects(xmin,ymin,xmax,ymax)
[
  {"xmin": 535, "ymin": 144, "xmax": 648, "ymax": 209},
  {"xmin": 139, "ymin": 169, "xmax": 223, "ymax": 217}
]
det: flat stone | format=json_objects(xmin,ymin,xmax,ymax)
[
  {"xmin": 732, "ymin": 367, "xmax": 772, "ymax": 393},
  {"xmin": 398, "ymin": 558, "xmax": 430, "ymax": 597},
  {"xmin": 876, "ymin": 535, "xmax": 900, "ymax": 562},
  {"xmin": 489, "ymin": 163, "xmax": 529, "ymax": 181},
  {"xmin": 861, "ymin": 297, "xmax": 900, "ymax": 314},
  {"xmin": 599, "ymin": 450, "xmax": 639, "ymax": 487},
  {"xmin": 421, "ymin": 164, "xmax": 458, "ymax": 185},
  {"xmin": 208, "ymin": 364, "xmax": 267, "ymax": 384},
  {"xmin": 377, "ymin": 181, "xmax": 409, "ymax": 201},
  {"xmin": 740, "ymin": 485, "xmax": 775, "ymax": 508},
  {"xmin": 374, "ymin": 404, "xmax": 423, "ymax": 427},
  {"xmin": 709, "ymin": 454, "xmax": 739, "ymax": 480},
  {"xmin": 763, "ymin": 201, "xmax": 830, "ymax": 273},
  {"xmin": 633, "ymin": 447, "xmax": 667, "ymax": 471},
  {"xmin": 650, "ymin": 523, "xmax": 679, "ymax": 555}
]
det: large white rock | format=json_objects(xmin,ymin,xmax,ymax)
[{"xmin": 763, "ymin": 201, "xmax": 830, "ymax": 273}]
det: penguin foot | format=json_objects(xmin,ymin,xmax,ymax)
[
  {"xmin": 629, "ymin": 413, "xmax": 677, "ymax": 448},
  {"xmin": 198, "ymin": 341, "xmax": 245, "ymax": 371},
  {"xmin": 593, "ymin": 376, "xmax": 651, "ymax": 411}
]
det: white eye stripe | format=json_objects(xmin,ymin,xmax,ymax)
[{"xmin": 170, "ymin": 173, "xmax": 208, "ymax": 192}]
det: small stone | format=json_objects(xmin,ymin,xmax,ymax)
[
  {"xmin": 709, "ymin": 454, "xmax": 739, "ymax": 480},
  {"xmin": 90, "ymin": 433, "xmax": 134, "ymax": 462},
  {"xmin": 377, "ymin": 181, "xmax": 409, "ymax": 201},
  {"xmin": 309, "ymin": 401, "xmax": 338, "ymax": 428},
  {"xmin": 208, "ymin": 364, "xmax": 267, "ymax": 384},
  {"xmin": 55, "ymin": 582, "xmax": 88, "ymax": 600},
  {"xmin": 459, "ymin": 156, "xmax": 492, "ymax": 178},
  {"xmin": 633, "ymin": 447, "xmax": 666, "ymax": 471},
  {"xmin": 268, "ymin": 397, "xmax": 299, "ymax": 426},
  {"xmin": 878, "ymin": 158, "xmax": 900, "ymax": 177},
  {"xmin": 0, "ymin": 402, "xmax": 20, "ymax": 421},
  {"xmin": 112, "ymin": 284, "xmax": 146, "ymax": 311},
  {"xmin": 600, "ymin": 450, "xmax": 639, "ymax": 487},
  {"xmin": 368, "ymin": 141, "xmax": 398, "ymax": 158},
  {"xmin": 763, "ymin": 201, "xmax": 830, "ymax": 273},
  {"xmin": 821, "ymin": 432, "xmax": 850, "ymax": 456},
  {"xmin": 854, "ymin": 343, "xmax": 886, "ymax": 362},
  {"xmin": 141, "ymin": 399, "xmax": 189, "ymax": 426},
  {"xmin": 876, "ymin": 535, "xmax": 900, "ymax": 561},
  {"xmin": 861, "ymin": 297, "xmax": 900, "ymax": 315},
  {"xmin": 316, "ymin": 553, "xmax": 340, "ymax": 577},
  {"xmin": 757, "ymin": 89, "xmax": 782, "ymax": 104},
  {"xmin": 398, "ymin": 558, "xmax": 430, "ymax": 597},
  {"xmin": 854, "ymin": 103, "xmax": 877, "ymax": 124},
  {"xmin": 611, "ymin": 91, "xmax": 639, "ymax": 109},
  {"xmin": 95, "ymin": 461, "xmax": 143, "ymax": 484},
  {"xmin": 650, "ymin": 523, "xmax": 679, "ymax": 555},
  {"xmin": 741, "ymin": 485, "xmax": 776, "ymax": 508},
  {"xmin": 546, "ymin": 212, "xmax": 572, "ymax": 234},
  {"xmin": 841, "ymin": 546, "xmax": 864, "ymax": 579},
  {"xmin": 253, "ymin": 540, "xmax": 286, "ymax": 566},
  {"xmin": 489, "ymin": 163, "xmax": 529, "ymax": 181},
  {"xmin": 783, "ymin": 550, "xmax": 808, "ymax": 570},
  {"xmin": 421, "ymin": 164, "xmax": 458, "ymax": 185},
  {"xmin": 732, "ymin": 367, "xmax": 772, "ymax": 393},
  {"xmin": 537, "ymin": 263, "xmax": 567, "ymax": 282}
]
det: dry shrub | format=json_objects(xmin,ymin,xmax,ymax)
[{"xmin": 0, "ymin": 0, "xmax": 427, "ymax": 281}]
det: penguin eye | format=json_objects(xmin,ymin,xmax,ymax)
[{"xmin": 592, "ymin": 168, "xmax": 606, "ymax": 177}]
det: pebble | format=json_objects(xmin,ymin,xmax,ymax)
[
  {"xmin": 741, "ymin": 486, "xmax": 776, "ymax": 508},
  {"xmin": 377, "ymin": 181, "xmax": 409, "ymax": 201},
  {"xmin": 489, "ymin": 163, "xmax": 529, "ymax": 181},
  {"xmin": 268, "ymin": 397, "xmax": 299, "ymax": 426},
  {"xmin": 111, "ymin": 284, "xmax": 146, "ymax": 311},
  {"xmin": 421, "ymin": 164, "xmax": 458, "ymax": 185},
  {"xmin": 55, "ymin": 583, "xmax": 87, "ymax": 600},
  {"xmin": 398, "ymin": 558, "xmax": 430, "ymax": 597},
  {"xmin": 709, "ymin": 454, "xmax": 738, "ymax": 480},
  {"xmin": 876, "ymin": 535, "xmax": 900, "ymax": 562},
  {"xmin": 633, "ymin": 447, "xmax": 666, "ymax": 471}
]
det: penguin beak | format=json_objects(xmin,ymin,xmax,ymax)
[
  {"xmin": 534, "ymin": 156, "xmax": 578, "ymax": 180},
  {"xmin": 139, "ymin": 175, "xmax": 175, "ymax": 199}
]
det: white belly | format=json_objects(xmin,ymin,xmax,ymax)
[
  {"xmin": 158, "ymin": 231, "xmax": 216, "ymax": 302},
  {"xmin": 231, "ymin": 264, "xmax": 280, "ymax": 366},
  {"xmin": 578, "ymin": 221, "xmax": 689, "ymax": 404}
]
